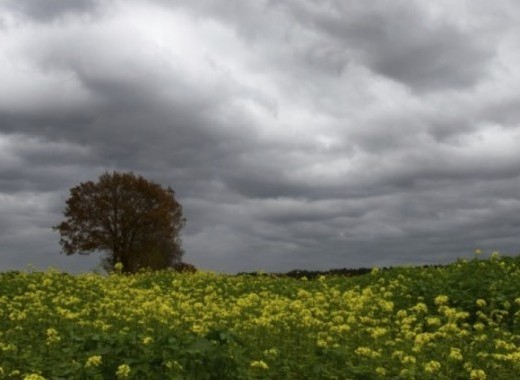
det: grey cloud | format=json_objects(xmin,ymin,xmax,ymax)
[
  {"xmin": 1, "ymin": 0, "xmax": 520, "ymax": 274},
  {"xmin": 158, "ymin": 0, "xmax": 497, "ymax": 93},
  {"xmin": 479, "ymin": 97, "xmax": 520, "ymax": 128},
  {"xmin": 1, "ymin": 0, "xmax": 102, "ymax": 22},
  {"xmin": 251, "ymin": 198, "xmax": 366, "ymax": 224},
  {"xmin": 0, "ymin": 133, "xmax": 97, "ymax": 193},
  {"xmin": 249, "ymin": 178, "xmax": 520, "ymax": 270},
  {"xmin": 220, "ymin": 122, "xmax": 520, "ymax": 201},
  {"xmin": 154, "ymin": 0, "xmax": 280, "ymax": 40},
  {"xmin": 300, "ymin": 42, "xmax": 349, "ymax": 76},
  {"xmin": 274, "ymin": 0, "xmax": 495, "ymax": 92}
]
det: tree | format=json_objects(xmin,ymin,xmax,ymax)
[{"xmin": 54, "ymin": 171, "xmax": 185, "ymax": 273}]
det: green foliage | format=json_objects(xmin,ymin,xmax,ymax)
[{"xmin": 1, "ymin": 254, "xmax": 520, "ymax": 379}]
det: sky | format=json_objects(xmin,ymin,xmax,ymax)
[{"xmin": 1, "ymin": 0, "xmax": 520, "ymax": 274}]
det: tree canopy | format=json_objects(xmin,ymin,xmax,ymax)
[{"xmin": 54, "ymin": 171, "xmax": 185, "ymax": 273}]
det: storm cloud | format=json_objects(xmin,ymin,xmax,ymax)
[{"xmin": 1, "ymin": 0, "xmax": 519, "ymax": 273}]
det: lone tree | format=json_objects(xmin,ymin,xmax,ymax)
[{"xmin": 54, "ymin": 171, "xmax": 185, "ymax": 273}]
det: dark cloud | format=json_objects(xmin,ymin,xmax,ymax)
[
  {"xmin": 0, "ymin": 0, "xmax": 519, "ymax": 273},
  {"xmin": 276, "ymin": 0, "xmax": 495, "ymax": 92}
]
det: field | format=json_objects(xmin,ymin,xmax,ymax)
[{"xmin": 1, "ymin": 253, "xmax": 520, "ymax": 379}]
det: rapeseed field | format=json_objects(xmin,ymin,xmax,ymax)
[{"xmin": 1, "ymin": 253, "xmax": 520, "ymax": 379}]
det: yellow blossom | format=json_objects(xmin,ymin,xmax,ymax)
[
  {"xmin": 402, "ymin": 355, "xmax": 416, "ymax": 365},
  {"xmin": 142, "ymin": 336, "xmax": 153, "ymax": 345},
  {"xmin": 396, "ymin": 309, "xmax": 408, "ymax": 318},
  {"xmin": 505, "ymin": 351, "xmax": 520, "ymax": 362},
  {"xmin": 85, "ymin": 355, "xmax": 102, "ymax": 368},
  {"xmin": 116, "ymin": 364, "xmax": 131, "ymax": 378},
  {"xmin": 411, "ymin": 302, "xmax": 428, "ymax": 313},
  {"xmin": 379, "ymin": 300, "xmax": 394, "ymax": 312},
  {"xmin": 494, "ymin": 339, "xmax": 516, "ymax": 351},
  {"xmin": 355, "ymin": 346, "xmax": 381, "ymax": 359},
  {"xmin": 164, "ymin": 360, "xmax": 183, "ymax": 371},
  {"xmin": 114, "ymin": 262, "xmax": 124, "ymax": 273},
  {"xmin": 263, "ymin": 348, "xmax": 279, "ymax": 357},
  {"xmin": 469, "ymin": 369, "xmax": 487, "ymax": 380},
  {"xmin": 45, "ymin": 328, "xmax": 61, "ymax": 345},
  {"xmin": 375, "ymin": 367, "xmax": 386, "ymax": 376},
  {"xmin": 1, "ymin": 343, "xmax": 17, "ymax": 352},
  {"xmin": 392, "ymin": 350, "xmax": 404, "ymax": 360},
  {"xmin": 434, "ymin": 295, "xmax": 449, "ymax": 306},
  {"xmin": 317, "ymin": 338, "xmax": 328, "ymax": 348},
  {"xmin": 449, "ymin": 347, "xmax": 463, "ymax": 361},
  {"xmin": 426, "ymin": 316, "xmax": 441, "ymax": 327},
  {"xmin": 250, "ymin": 360, "xmax": 269, "ymax": 370},
  {"xmin": 370, "ymin": 327, "xmax": 387, "ymax": 339},
  {"xmin": 424, "ymin": 360, "xmax": 441, "ymax": 373},
  {"xmin": 23, "ymin": 375, "xmax": 46, "ymax": 380}
]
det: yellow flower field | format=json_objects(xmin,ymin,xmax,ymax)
[{"xmin": 1, "ymin": 254, "xmax": 520, "ymax": 379}]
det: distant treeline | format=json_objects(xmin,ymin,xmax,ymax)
[
  {"xmin": 238, "ymin": 264, "xmax": 448, "ymax": 279},
  {"xmin": 237, "ymin": 267, "xmax": 372, "ymax": 279}
]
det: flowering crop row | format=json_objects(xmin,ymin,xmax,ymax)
[{"xmin": 1, "ymin": 253, "xmax": 520, "ymax": 379}]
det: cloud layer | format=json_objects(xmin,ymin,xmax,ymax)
[{"xmin": 1, "ymin": 0, "xmax": 520, "ymax": 273}]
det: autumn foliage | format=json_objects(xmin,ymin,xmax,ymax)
[{"xmin": 54, "ymin": 171, "xmax": 185, "ymax": 273}]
